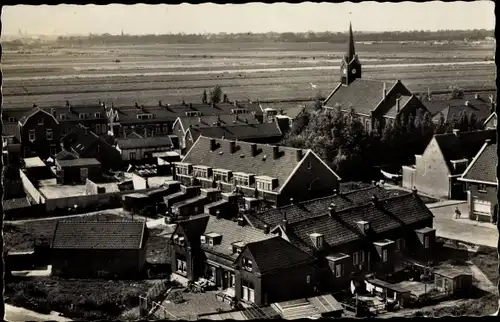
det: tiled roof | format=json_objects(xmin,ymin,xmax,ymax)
[
  {"xmin": 384, "ymin": 95, "xmax": 413, "ymax": 118},
  {"xmin": 187, "ymin": 123, "xmax": 282, "ymax": 143},
  {"xmin": 3, "ymin": 197, "xmax": 31, "ymax": 210},
  {"xmin": 117, "ymin": 136, "xmax": 172, "ymax": 149},
  {"xmin": 126, "ymin": 132, "xmax": 144, "ymax": 139},
  {"xmin": 178, "ymin": 114, "xmax": 260, "ymax": 132},
  {"xmin": 201, "ymin": 216, "xmax": 273, "ymax": 260},
  {"xmin": 259, "ymin": 102, "xmax": 310, "ymax": 119},
  {"xmin": 176, "ymin": 214, "xmax": 210, "ymax": 242},
  {"xmin": 285, "ymin": 192, "xmax": 434, "ymax": 254},
  {"xmin": 246, "ymin": 186, "xmax": 405, "ymax": 230},
  {"xmin": 19, "ymin": 107, "xmax": 58, "ymax": 126},
  {"xmin": 51, "ymin": 221, "xmax": 146, "ymax": 249},
  {"xmin": 433, "ymin": 129, "xmax": 496, "ymax": 173},
  {"xmin": 461, "ymin": 142, "xmax": 497, "ymax": 184},
  {"xmin": 54, "ymin": 150, "xmax": 78, "ymax": 161},
  {"xmin": 245, "ymin": 236, "xmax": 315, "ymax": 273},
  {"xmin": 61, "ymin": 125, "xmax": 101, "ymax": 156},
  {"xmin": 324, "ymin": 79, "xmax": 397, "ymax": 115},
  {"xmin": 56, "ymin": 158, "xmax": 101, "ymax": 167},
  {"xmin": 181, "ymin": 136, "xmax": 310, "ymax": 192},
  {"xmin": 111, "ymin": 101, "xmax": 262, "ymax": 124},
  {"xmin": 423, "ymin": 94, "xmax": 494, "ymax": 117},
  {"xmin": 432, "ymin": 105, "xmax": 492, "ymax": 123}
]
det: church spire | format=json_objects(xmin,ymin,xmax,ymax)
[{"xmin": 347, "ymin": 21, "xmax": 356, "ymax": 62}]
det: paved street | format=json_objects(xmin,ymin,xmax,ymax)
[
  {"xmin": 4, "ymin": 304, "xmax": 71, "ymax": 322},
  {"xmin": 429, "ymin": 201, "xmax": 498, "ymax": 248}
]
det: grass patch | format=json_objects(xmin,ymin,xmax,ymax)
[{"xmin": 4, "ymin": 276, "xmax": 151, "ymax": 320}]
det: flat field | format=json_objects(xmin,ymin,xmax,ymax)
[{"xmin": 2, "ymin": 41, "xmax": 496, "ymax": 108}]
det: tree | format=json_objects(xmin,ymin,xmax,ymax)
[
  {"xmin": 210, "ymin": 85, "xmax": 223, "ymax": 104},
  {"xmin": 223, "ymin": 93, "xmax": 229, "ymax": 103},
  {"xmin": 202, "ymin": 90, "xmax": 208, "ymax": 104}
]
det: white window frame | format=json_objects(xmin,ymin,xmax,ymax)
[
  {"xmin": 29, "ymin": 130, "xmax": 36, "ymax": 141},
  {"xmin": 94, "ymin": 112, "xmax": 101, "ymax": 118},
  {"xmin": 256, "ymin": 180, "xmax": 273, "ymax": 192},
  {"xmin": 424, "ymin": 236, "xmax": 430, "ymax": 249},
  {"xmin": 213, "ymin": 169, "xmax": 230, "ymax": 183},
  {"xmin": 193, "ymin": 166, "xmax": 208, "ymax": 178},
  {"xmin": 8, "ymin": 117, "xmax": 15, "ymax": 122},
  {"xmin": 176, "ymin": 258, "xmax": 187, "ymax": 275},
  {"xmin": 176, "ymin": 165, "xmax": 190, "ymax": 176},
  {"xmin": 382, "ymin": 249, "xmax": 388, "ymax": 262},
  {"xmin": 229, "ymin": 272, "xmax": 236, "ymax": 288},
  {"xmin": 130, "ymin": 152, "xmax": 136, "ymax": 160},
  {"xmin": 242, "ymin": 280, "xmax": 255, "ymax": 303},
  {"xmin": 353, "ymin": 252, "xmax": 359, "ymax": 265},
  {"xmin": 335, "ymin": 264, "xmax": 342, "ymax": 278},
  {"xmin": 234, "ymin": 174, "xmax": 250, "ymax": 187},
  {"xmin": 46, "ymin": 128, "xmax": 53, "ymax": 141},
  {"xmin": 477, "ymin": 184, "xmax": 487, "ymax": 193},
  {"xmin": 243, "ymin": 258, "xmax": 253, "ymax": 272}
]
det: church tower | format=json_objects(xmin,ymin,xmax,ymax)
[{"xmin": 340, "ymin": 22, "xmax": 362, "ymax": 86}]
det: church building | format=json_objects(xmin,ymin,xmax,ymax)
[{"xmin": 323, "ymin": 23, "xmax": 429, "ymax": 133}]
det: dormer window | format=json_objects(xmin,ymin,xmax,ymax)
[
  {"xmin": 310, "ymin": 233, "xmax": 324, "ymax": 249},
  {"xmin": 205, "ymin": 232, "xmax": 222, "ymax": 246},
  {"xmin": 232, "ymin": 241, "xmax": 245, "ymax": 254},
  {"xmin": 200, "ymin": 235, "xmax": 206, "ymax": 244},
  {"xmin": 94, "ymin": 112, "xmax": 101, "ymax": 118},
  {"xmin": 255, "ymin": 176, "xmax": 278, "ymax": 192},
  {"xmin": 242, "ymin": 258, "xmax": 253, "ymax": 272},
  {"xmin": 175, "ymin": 162, "xmax": 192, "ymax": 176},
  {"xmin": 193, "ymin": 165, "xmax": 211, "ymax": 179},
  {"xmin": 213, "ymin": 169, "xmax": 232, "ymax": 183},
  {"xmin": 136, "ymin": 113, "xmax": 153, "ymax": 120},
  {"xmin": 233, "ymin": 172, "xmax": 254, "ymax": 187},
  {"xmin": 79, "ymin": 113, "xmax": 85, "ymax": 119},
  {"xmin": 28, "ymin": 130, "xmax": 36, "ymax": 141}
]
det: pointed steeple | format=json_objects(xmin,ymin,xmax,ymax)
[{"xmin": 347, "ymin": 22, "xmax": 356, "ymax": 62}]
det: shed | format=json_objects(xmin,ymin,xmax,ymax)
[
  {"xmin": 433, "ymin": 267, "xmax": 473, "ymax": 296},
  {"xmin": 271, "ymin": 295, "xmax": 343, "ymax": 320},
  {"xmin": 365, "ymin": 278, "xmax": 412, "ymax": 307},
  {"xmin": 54, "ymin": 158, "xmax": 102, "ymax": 184},
  {"xmin": 50, "ymin": 220, "xmax": 148, "ymax": 278}
]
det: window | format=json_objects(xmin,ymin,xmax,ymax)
[
  {"xmin": 101, "ymin": 124, "xmax": 107, "ymax": 134},
  {"xmin": 8, "ymin": 117, "xmax": 15, "ymax": 122},
  {"xmin": 193, "ymin": 166, "xmax": 208, "ymax": 178},
  {"xmin": 94, "ymin": 112, "xmax": 101, "ymax": 118},
  {"xmin": 176, "ymin": 257, "xmax": 187, "ymax": 275},
  {"xmin": 396, "ymin": 238, "xmax": 406, "ymax": 251},
  {"xmin": 360, "ymin": 250, "xmax": 365, "ymax": 263},
  {"xmin": 176, "ymin": 165, "xmax": 190, "ymax": 176},
  {"xmin": 256, "ymin": 180, "xmax": 273, "ymax": 192},
  {"xmin": 353, "ymin": 252, "xmax": 359, "ymax": 265},
  {"xmin": 205, "ymin": 265, "xmax": 216, "ymax": 282},
  {"xmin": 478, "ymin": 184, "xmax": 487, "ymax": 192},
  {"xmin": 242, "ymin": 280, "xmax": 255, "ymax": 302},
  {"xmin": 79, "ymin": 113, "xmax": 85, "ymax": 119},
  {"xmin": 307, "ymin": 161, "xmax": 312, "ymax": 170},
  {"xmin": 234, "ymin": 174, "xmax": 250, "ymax": 187},
  {"xmin": 163, "ymin": 125, "xmax": 168, "ymax": 133},
  {"xmin": 229, "ymin": 273, "xmax": 236, "ymax": 288},
  {"xmin": 130, "ymin": 152, "xmax": 136, "ymax": 160},
  {"xmin": 335, "ymin": 264, "xmax": 342, "ymax": 278},
  {"xmin": 365, "ymin": 120, "xmax": 370, "ymax": 131},
  {"xmin": 213, "ymin": 170, "xmax": 230, "ymax": 183},
  {"xmin": 60, "ymin": 114, "xmax": 66, "ymax": 120},
  {"xmin": 29, "ymin": 130, "xmax": 36, "ymax": 141},
  {"xmin": 46, "ymin": 129, "xmax": 53, "ymax": 141},
  {"xmin": 424, "ymin": 236, "xmax": 430, "ymax": 249},
  {"xmin": 38, "ymin": 118, "xmax": 44, "ymax": 125},
  {"xmin": 306, "ymin": 275, "xmax": 311, "ymax": 284},
  {"xmin": 242, "ymin": 258, "xmax": 253, "ymax": 272},
  {"xmin": 155, "ymin": 126, "xmax": 161, "ymax": 134},
  {"xmin": 382, "ymin": 249, "xmax": 388, "ymax": 262}
]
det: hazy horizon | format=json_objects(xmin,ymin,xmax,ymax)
[{"xmin": 2, "ymin": 2, "xmax": 495, "ymax": 36}]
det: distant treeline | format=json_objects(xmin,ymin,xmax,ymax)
[{"xmin": 5, "ymin": 29, "xmax": 494, "ymax": 47}]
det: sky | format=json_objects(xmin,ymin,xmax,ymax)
[{"xmin": 2, "ymin": 1, "xmax": 496, "ymax": 36}]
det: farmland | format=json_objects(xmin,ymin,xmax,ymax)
[{"xmin": 1, "ymin": 41, "xmax": 495, "ymax": 109}]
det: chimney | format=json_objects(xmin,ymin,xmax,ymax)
[
  {"xmin": 102, "ymin": 102, "xmax": 106, "ymax": 108},
  {"xmin": 465, "ymin": 101, "xmax": 470, "ymax": 107},
  {"xmin": 198, "ymin": 117, "xmax": 202, "ymax": 123},
  {"xmin": 98, "ymin": 99, "xmax": 101, "ymax": 105},
  {"xmin": 282, "ymin": 219, "xmax": 288, "ymax": 232},
  {"xmin": 51, "ymin": 108, "xmax": 56, "ymax": 117},
  {"xmin": 229, "ymin": 141, "xmax": 236, "ymax": 154},
  {"xmin": 65, "ymin": 100, "xmax": 70, "ymax": 107},
  {"xmin": 215, "ymin": 209, "xmax": 221, "ymax": 219},
  {"xmin": 210, "ymin": 138, "xmax": 217, "ymax": 151},
  {"xmin": 237, "ymin": 217, "xmax": 246, "ymax": 227},
  {"xmin": 233, "ymin": 101, "xmax": 238, "ymax": 107},
  {"xmin": 412, "ymin": 186, "xmax": 418, "ymax": 196},
  {"xmin": 263, "ymin": 224, "xmax": 270, "ymax": 234},
  {"xmin": 250, "ymin": 143, "xmax": 257, "ymax": 157},
  {"xmin": 328, "ymin": 202, "xmax": 336, "ymax": 216},
  {"xmin": 427, "ymin": 88, "xmax": 432, "ymax": 101},
  {"xmin": 475, "ymin": 94, "xmax": 480, "ymax": 100},
  {"xmin": 272, "ymin": 146, "xmax": 280, "ymax": 159},
  {"xmin": 396, "ymin": 97, "xmax": 401, "ymax": 113},
  {"xmin": 371, "ymin": 195, "xmax": 378, "ymax": 205},
  {"xmin": 296, "ymin": 149, "xmax": 303, "ymax": 162},
  {"xmin": 135, "ymin": 102, "xmax": 139, "ymax": 108},
  {"xmin": 182, "ymin": 100, "xmax": 186, "ymax": 106},
  {"xmin": 158, "ymin": 100, "xmax": 162, "ymax": 107},
  {"xmin": 453, "ymin": 129, "xmax": 460, "ymax": 137},
  {"xmin": 383, "ymin": 82, "xmax": 387, "ymax": 100}
]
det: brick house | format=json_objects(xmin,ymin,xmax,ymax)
[
  {"xmin": 17, "ymin": 107, "xmax": 61, "ymax": 159},
  {"xmin": 402, "ymin": 129, "xmax": 496, "ymax": 199},
  {"xmin": 55, "ymin": 158, "xmax": 102, "ymax": 184},
  {"xmin": 61, "ymin": 124, "xmax": 121, "ymax": 169},
  {"xmin": 173, "ymin": 112, "xmax": 261, "ymax": 150},
  {"xmin": 2, "ymin": 124, "xmax": 22, "ymax": 166},
  {"xmin": 50, "ymin": 221, "xmax": 148, "ymax": 278},
  {"xmin": 183, "ymin": 122, "xmax": 283, "ymax": 154},
  {"xmin": 268, "ymin": 191, "xmax": 435, "ymax": 292},
  {"xmin": 107, "ymin": 101, "xmax": 263, "ymax": 139},
  {"xmin": 322, "ymin": 23, "xmax": 428, "ymax": 133},
  {"xmin": 484, "ymin": 112, "xmax": 497, "ymax": 130},
  {"xmin": 175, "ymin": 136, "xmax": 341, "ymax": 208},
  {"xmin": 116, "ymin": 137, "xmax": 173, "ymax": 163},
  {"xmin": 169, "ymin": 214, "xmax": 315, "ymax": 305},
  {"xmin": 459, "ymin": 140, "xmax": 498, "ymax": 223}
]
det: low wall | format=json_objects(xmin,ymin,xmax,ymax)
[
  {"xmin": 19, "ymin": 169, "xmax": 46, "ymax": 204},
  {"xmin": 3, "ymin": 204, "xmax": 47, "ymax": 220}
]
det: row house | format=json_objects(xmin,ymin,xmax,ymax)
[
  {"xmin": 173, "ymin": 136, "xmax": 341, "ymax": 208},
  {"xmin": 402, "ymin": 129, "xmax": 496, "ymax": 199},
  {"xmin": 107, "ymin": 101, "xmax": 263, "ymax": 139},
  {"xmin": 459, "ymin": 140, "xmax": 498, "ymax": 223},
  {"xmin": 18, "ymin": 107, "xmax": 62, "ymax": 159},
  {"xmin": 243, "ymin": 184, "xmax": 404, "ymax": 230},
  {"xmin": 424, "ymin": 93, "xmax": 496, "ymax": 124},
  {"xmin": 60, "ymin": 125, "xmax": 121, "ymax": 169},
  {"xmin": 116, "ymin": 136, "xmax": 173, "ymax": 163},
  {"xmin": 322, "ymin": 23, "xmax": 428, "ymax": 133},
  {"xmin": 173, "ymin": 111, "xmax": 261, "ymax": 150},
  {"xmin": 268, "ymin": 191, "xmax": 435, "ymax": 292},
  {"xmin": 169, "ymin": 214, "xmax": 316, "ymax": 306},
  {"xmin": 183, "ymin": 122, "xmax": 283, "ymax": 154}
]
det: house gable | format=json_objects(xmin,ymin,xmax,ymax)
[{"xmin": 235, "ymin": 245, "xmax": 260, "ymax": 274}]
